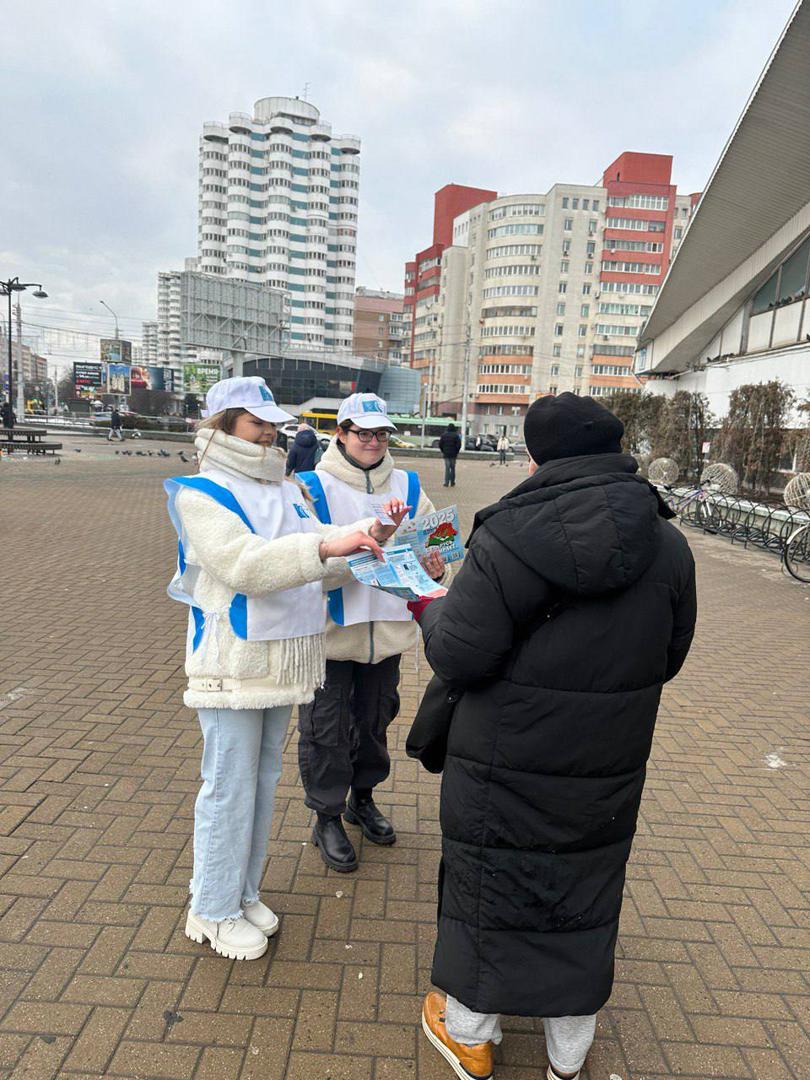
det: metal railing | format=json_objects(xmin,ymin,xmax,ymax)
[{"xmin": 657, "ymin": 484, "xmax": 810, "ymax": 559}]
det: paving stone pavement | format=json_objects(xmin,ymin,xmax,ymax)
[{"xmin": 0, "ymin": 440, "xmax": 808, "ymax": 1080}]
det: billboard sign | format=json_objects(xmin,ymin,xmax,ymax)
[
  {"xmin": 73, "ymin": 362, "xmax": 104, "ymax": 394},
  {"xmin": 184, "ymin": 362, "xmax": 221, "ymax": 395},
  {"xmin": 177, "ymin": 272, "xmax": 285, "ymax": 354},
  {"xmin": 100, "ymin": 338, "xmax": 132, "ymax": 366},
  {"xmin": 107, "ymin": 364, "xmax": 131, "ymax": 394},
  {"xmin": 130, "ymin": 365, "xmax": 167, "ymax": 391}
]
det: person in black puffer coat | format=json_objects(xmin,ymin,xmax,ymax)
[
  {"xmin": 285, "ymin": 425, "xmax": 320, "ymax": 475},
  {"xmin": 413, "ymin": 393, "xmax": 696, "ymax": 1080}
]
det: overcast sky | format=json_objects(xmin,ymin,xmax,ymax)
[{"xmin": 2, "ymin": 0, "xmax": 798, "ymax": 364}]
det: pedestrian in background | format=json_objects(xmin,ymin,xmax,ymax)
[
  {"xmin": 163, "ymin": 377, "xmax": 407, "ymax": 963},
  {"xmin": 1, "ymin": 400, "xmax": 15, "ymax": 429},
  {"xmin": 410, "ymin": 393, "xmax": 697, "ymax": 1080},
  {"xmin": 285, "ymin": 423, "xmax": 320, "ymax": 476},
  {"xmin": 108, "ymin": 408, "xmax": 124, "ymax": 442},
  {"xmin": 497, "ymin": 432, "xmax": 511, "ymax": 465},
  {"xmin": 438, "ymin": 422, "xmax": 462, "ymax": 487},
  {"xmin": 297, "ymin": 393, "xmax": 446, "ymax": 872}
]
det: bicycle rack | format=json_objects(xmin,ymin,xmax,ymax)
[{"xmin": 655, "ymin": 484, "xmax": 810, "ymax": 567}]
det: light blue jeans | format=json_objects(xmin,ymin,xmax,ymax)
[{"xmin": 190, "ymin": 706, "xmax": 292, "ymax": 921}]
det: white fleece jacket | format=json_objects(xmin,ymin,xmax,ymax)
[
  {"xmin": 174, "ymin": 429, "xmax": 373, "ymax": 711},
  {"xmin": 315, "ymin": 438, "xmax": 447, "ymax": 665}
]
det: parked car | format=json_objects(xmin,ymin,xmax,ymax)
[
  {"xmin": 389, "ymin": 434, "xmax": 416, "ymax": 449},
  {"xmin": 276, "ymin": 421, "xmax": 298, "ymax": 451},
  {"xmin": 465, "ymin": 435, "xmax": 497, "ymax": 452}
]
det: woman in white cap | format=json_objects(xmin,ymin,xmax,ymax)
[
  {"xmin": 164, "ymin": 377, "xmax": 409, "ymax": 961},
  {"xmin": 296, "ymin": 392, "xmax": 446, "ymax": 873}
]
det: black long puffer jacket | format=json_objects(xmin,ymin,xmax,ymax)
[{"xmin": 418, "ymin": 452, "xmax": 697, "ymax": 1017}]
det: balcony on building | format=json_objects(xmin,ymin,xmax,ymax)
[
  {"xmin": 228, "ymin": 112, "xmax": 253, "ymax": 134},
  {"xmin": 203, "ymin": 122, "xmax": 229, "ymax": 143},
  {"xmin": 333, "ymin": 135, "xmax": 361, "ymax": 155}
]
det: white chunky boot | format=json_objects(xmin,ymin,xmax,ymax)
[
  {"xmin": 242, "ymin": 899, "xmax": 280, "ymax": 937},
  {"xmin": 185, "ymin": 912, "xmax": 268, "ymax": 960}
]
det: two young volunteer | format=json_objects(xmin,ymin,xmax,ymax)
[
  {"xmin": 164, "ymin": 378, "xmax": 409, "ymax": 962},
  {"xmin": 297, "ymin": 394, "xmax": 445, "ymax": 873}
]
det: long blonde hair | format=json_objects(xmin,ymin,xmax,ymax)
[
  {"xmin": 194, "ymin": 407, "xmax": 249, "ymax": 469},
  {"xmin": 195, "ymin": 407, "xmax": 247, "ymax": 435}
]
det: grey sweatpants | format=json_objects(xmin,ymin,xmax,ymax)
[{"xmin": 445, "ymin": 995, "xmax": 596, "ymax": 1075}]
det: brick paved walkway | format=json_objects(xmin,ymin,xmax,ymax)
[{"xmin": 0, "ymin": 442, "xmax": 808, "ymax": 1079}]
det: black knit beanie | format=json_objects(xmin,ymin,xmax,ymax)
[{"xmin": 524, "ymin": 392, "xmax": 624, "ymax": 465}]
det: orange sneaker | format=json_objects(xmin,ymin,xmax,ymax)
[{"xmin": 421, "ymin": 991, "xmax": 494, "ymax": 1080}]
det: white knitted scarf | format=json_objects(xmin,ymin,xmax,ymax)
[{"xmin": 191, "ymin": 427, "xmax": 327, "ymax": 689}]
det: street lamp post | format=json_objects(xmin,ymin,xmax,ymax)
[
  {"xmin": 1, "ymin": 277, "xmax": 47, "ymax": 422},
  {"xmin": 99, "ymin": 300, "xmax": 119, "ymax": 340}
]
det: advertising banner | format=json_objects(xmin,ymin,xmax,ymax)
[
  {"xmin": 100, "ymin": 338, "xmax": 132, "ymax": 366},
  {"xmin": 148, "ymin": 366, "xmax": 166, "ymax": 391},
  {"xmin": 107, "ymin": 363, "xmax": 131, "ymax": 394},
  {"xmin": 130, "ymin": 365, "xmax": 167, "ymax": 391},
  {"xmin": 184, "ymin": 362, "xmax": 221, "ymax": 395},
  {"xmin": 73, "ymin": 362, "xmax": 104, "ymax": 394}
]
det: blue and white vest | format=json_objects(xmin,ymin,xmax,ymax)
[
  {"xmin": 164, "ymin": 468, "xmax": 326, "ymax": 651},
  {"xmin": 298, "ymin": 468, "xmax": 420, "ymax": 627}
]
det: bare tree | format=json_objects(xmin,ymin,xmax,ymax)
[{"xmin": 715, "ymin": 381, "xmax": 795, "ymax": 494}]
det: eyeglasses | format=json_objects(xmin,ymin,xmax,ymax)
[{"xmin": 348, "ymin": 428, "xmax": 391, "ymax": 443}]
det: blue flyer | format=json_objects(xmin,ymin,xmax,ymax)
[{"xmin": 397, "ymin": 505, "xmax": 464, "ymax": 565}]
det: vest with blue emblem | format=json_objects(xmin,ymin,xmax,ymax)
[
  {"xmin": 298, "ymin": 467, "xmax": 420, "ymax": 627},
  {"xmin": 165, "ymin": 468, "xmax": 326, "ymax": 651}
]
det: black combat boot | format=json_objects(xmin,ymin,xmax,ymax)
[
  {"xmin": 345, "ymin": 789, "xmax": 396, "ymax": 846},
  {"xmin": 312, "ymin": 813, "xmax": 358, "ymax": 872}
]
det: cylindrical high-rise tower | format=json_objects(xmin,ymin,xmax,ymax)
[{"xmin": 198, "ymin": 96, "xmax": 360, "ymax": 350}]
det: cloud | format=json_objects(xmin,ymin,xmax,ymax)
[{"xmin": 1, "ymin": 0, "xmax": 798, "ymax": 363}]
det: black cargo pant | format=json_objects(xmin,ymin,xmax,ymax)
[{"xmin": 297, "ymin": 654, "xmax": 401, "ymax": 817}]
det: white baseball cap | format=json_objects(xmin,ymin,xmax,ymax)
[
  {"xmin": 202, "ymin": 376, "xmax": 294, "ymax": 424},
  {"xmin": 337, "ymin": 392, "xmax": 397, "ymax": 430}
]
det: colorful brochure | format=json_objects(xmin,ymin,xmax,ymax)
[
  {"xmin": 347, "ymin": 545, "xmax": 449, "ymax": 602},
  {"xmin": 397, "ymin": 505, "xmax": 464, "ymax": 564}
]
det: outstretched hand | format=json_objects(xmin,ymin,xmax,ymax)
[
  {"xmin": 320, "ymin": 530, "xmax": 384, "ymax": 561},
  {"xmin": 370, "ymin": 497, "xmax": 411, "ymax": 543}
]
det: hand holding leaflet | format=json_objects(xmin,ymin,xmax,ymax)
[
  {"xmin": 369, "ymin": 497, "xmax": 396, "ymax": 526},
  {"xmin": 347, "ymin": 545, "xmax": 448, "ymax": 603},
  {"xmin": 397, "ymin": 505, "xmax": 464, "ymax": 565},
  {"xmin": 369, "ymin": 497, "xmax": 411, "ymax": 542}
]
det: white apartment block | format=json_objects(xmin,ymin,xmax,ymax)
[
  {"xmin": 141, "ymin": 321, "xmax": 158, "ymax": 363},
  {"xmin": 197, "ymin": 96, "xmax": 360, "ymax": 350},
  {"xmin": 157, "ymin": 269, "xmax": 197, "ymax": 378},
  {"xmin": 420, "ymin": 188, "xmax": 608, "ymax": 437},
  {"xmin": 413, "ymin": 177, "xmax": 696, "ymax": 437}
]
